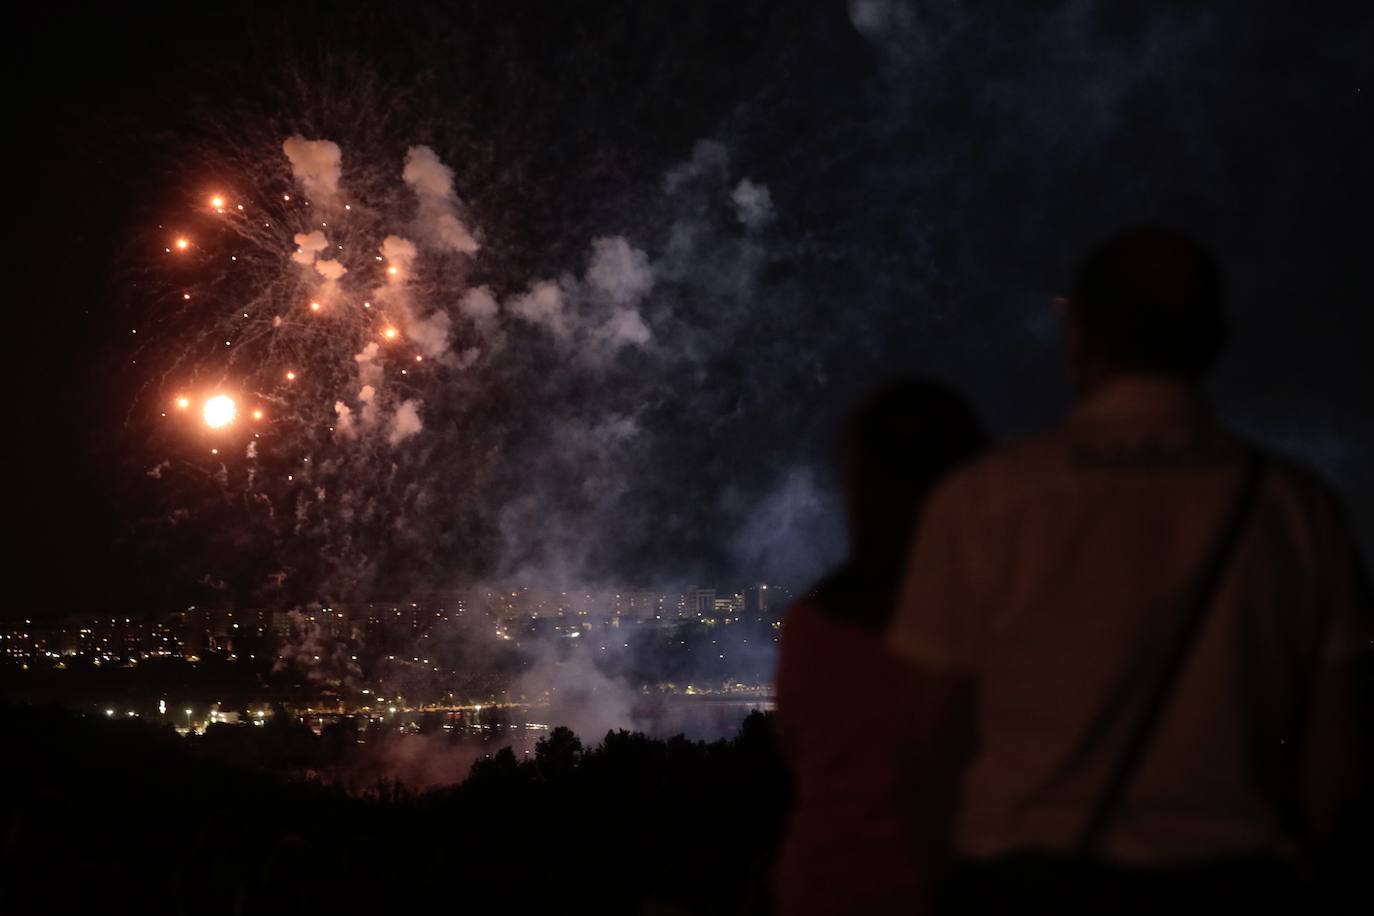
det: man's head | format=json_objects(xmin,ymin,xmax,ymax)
[{"xmin": 1067, "ymin": 226, "xmax": 1227, "ymax": 393}]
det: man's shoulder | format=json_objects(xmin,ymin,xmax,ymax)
[
  {"xmin": 933, "ymin": 430, "xmax": 1065, "ymax": 503},
  {"xmin": 1255, "ymin": 444, "xmax": 1353, "ymax": 536},
  {"xmin": 1262, "ymin": 447, "xmax": 1341, "ymax": 501}
]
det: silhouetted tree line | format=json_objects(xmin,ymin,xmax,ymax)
[{"xmin": 0, "ymin": 702, "xmax": 789, "ymax": 915}]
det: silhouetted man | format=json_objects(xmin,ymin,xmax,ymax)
[{"xmin": 888, "ymin": 227, "xmax": 1371, "ymax": 914}]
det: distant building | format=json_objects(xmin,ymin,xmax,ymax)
[
  {"xmin": 627, "ymin": 589, "xmax": 664, "ymax": 619},
  {"xmin": 744, "ymin": 584, "xmax": 772, "ymax": 615},
  {"xmin": 687, "ymin": 588, "xmax": 716, "ymax": 618},
  {"xmin": 2, "ymin": 620, "xmax": 39, "ymax": 662},
  {"xmin": 270, "ymin": 610, "xmax": 296, "ymax": 639}
]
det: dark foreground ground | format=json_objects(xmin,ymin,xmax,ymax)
[{"xmin": 1, "ymin": 703, "xmax": 789, "ymax": 915}]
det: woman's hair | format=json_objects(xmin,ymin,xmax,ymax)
[{"xmin": 817, "ymin": 377, "xmax": 987, "ymax": 628}]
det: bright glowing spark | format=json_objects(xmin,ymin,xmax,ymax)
[
  {"xmin": 202, "ymin": 395, "xmax": 237, "ymax": 429},
  {"xmin": 175, "ymin": 397, "xmax": 190, "ymax": 410},
  {"xmin": 210, "ymin": 195, "xmax": 225, "ymax": 209},
  {"xmin": 362, "ymin": 301, "xmax": 371, "ymax": 309},
  {"xmin": 309, "ymin": 301, "xmax": 321, "ymax": 312},
  {"xmin": 183, "ymin": 293, "xmax": 191, "ymax": 300},
  {"xmin": 285, "ymin": 370, "xmax": 297, "ymax": 381},
  {"xmin": 382, "ymin": 326, "xmax": 398, "ymax": 340},
  {"xmin": 387, "ymin": 266, "xmax": 399, "ymax": 276},
  {"xmin": 252, "ymin": 409, "xmax": 263, "ymax": 421},
  {"xmin": 175, "ymin": 238, "xmax": 189, "ymax": 250}
]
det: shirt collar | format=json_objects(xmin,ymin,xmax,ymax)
[{"xmin": 1068, "ymin": 374, "xmax": 1212, "ymax": 428}]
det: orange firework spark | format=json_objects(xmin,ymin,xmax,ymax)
[{"xmin": 202, "ymin": 395, "xmax": 237, "ymax": 429}]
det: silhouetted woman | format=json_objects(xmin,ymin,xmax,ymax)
[{"xmin": 774, "ymin": 378, "xmax": 987, "ymax": 916}]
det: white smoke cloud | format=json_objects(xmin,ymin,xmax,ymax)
[
  {"xmin": 846, "ymin": 0, "xmax": 915, "ymax": 43},
  {"xmin": 354, "ymin": 342, "xmax": 383, "ymax": 386},
  {"xmin": 663, "ymin": 139, "xmax": 730, "ymax": 193},
  {"xmin": 401, "ymin": 144, "xmax": 456, "ymax": 198},
  {"xmin": 283, "ymin": 136, "xmax": 343, "ymax": 204},
  {"xmin": 434, "ymin": 213, "xmax": 479, "ymax": 254},
  {"xmin": 388, "ymin": 399, "xmax": 423, "ymax": 445},
  {"xmin": 454, "ymin": 346, "xmax": 481, "ymax": 369},
  {"xmin": 729, "ymin": 468, "xmax": 844, "ymax": 587},
  {"xmin": 358, "ymin": 384, "xmax": 380, "ymax": 426},
  {"xmin": 334, "ymin": 401, "xmax": 355, "ymax": 437},
  {"xmin": 504, "ymin": 239, "xmax": 656, "ymax": 360},
  {"xmin": 403, "ymin": 145, "xmax": 480, "ymax": 255},
  {"xmin": 292, "ymin": 230, "xmax": 330, "ymax": 266},
  {"xmin": 405, "ymin": 309, "xmax": 453, "ymax": 360},
  {"xmin": 513, "ymin": 642, "xmax": 636, "ymax": 742},
  {"xmin": 381, "ymin": 235, "xmax": 418, "ymax": 274},
  {"xmin": 459, "ymin": 285, "xmax": 501, "ymax": 345},
  {"xmin": 731, "ymin": 179, "xmax": 774, "ymax": 230},
  {"xmin": 314, "ymin": 258, "xmax": 348, "ymax": 280},
  {"xmin": 507, "ymin": 280, "xmax": 569, "ymax": 338},
  {"xmin": 586, "ymin": 236, "xmax": 654, "ymax": 306},
  {"xmin": 272, "ymin": 607, "xmax": 361, "ymax": 686},
  {"xmin": 598, "ymin": 308, "xmax": 652, "ymax": 349},
  {"xmin": 460, "ymin": 285, "xmax": 499, "ymax": 323}
]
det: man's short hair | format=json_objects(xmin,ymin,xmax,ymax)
[{"xmin": 1071, "ymin": 226, "xmax": 1227, "ymax": 379}]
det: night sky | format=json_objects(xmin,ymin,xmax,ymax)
[{"xmin": 7, "ymin": 1, "xmax": 1372, "ymax": 617}]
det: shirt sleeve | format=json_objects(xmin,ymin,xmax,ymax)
[{"xmin": 886, "ymin": 474, "xmax": 988, "ymax": 673}]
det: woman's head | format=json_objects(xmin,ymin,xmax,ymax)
[{"xmin": 841, "ymin": 377, "xmax": 986, "ymax": 568}]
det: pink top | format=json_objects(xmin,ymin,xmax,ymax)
[{"xmin": 774, "ymin": 598, "xmax": 919, "ymax": 916}]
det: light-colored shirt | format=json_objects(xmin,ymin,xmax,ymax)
[{"xmin": 888, "ymin": 376, "xmax": 1372, "ymax": 865}]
